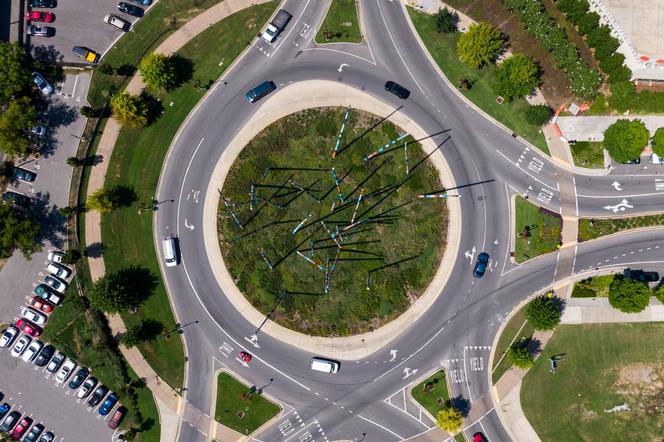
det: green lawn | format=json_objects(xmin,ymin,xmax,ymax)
[
  {"xmin": 100, "ymin": 2, "xmax": 277, "ymax": 389},
  {"xmin": 408, "ymin": 8, "xmax": 549, "ymax": 154},
  {"xmin": 214, "ymin": 372, "xmax": 280, "ymax": 435},
  {"xmin": 315, "ymin": 0, "xmax": 362, "ymax": 43},
  {"xmin": 514, "ymin": 196, "xmax": 562, "ymax": 263},
  {"xmin": 522, "ymin": 323, "xmax": 664, "ymax": 441},
  {"xmin": 570, "ymin": 141, "xmax": 604, "ymax": 168},
  {"xmin": 578, "ymin": 215, "xmax": 664, "ymax": 241},
  {"xmin": 491, "ymin": 305, "xmax": 535, "ymax": 383},
  {"xmin": 571, "ymin": 274, "xmax": 615, "ymax": 298},
  {"xmin": 411, "ymin": 371, "xmax": 464, "ymax": 442}
]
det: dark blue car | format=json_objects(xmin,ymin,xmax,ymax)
[
  {"xmin": 473, "ymin": 252, "xmax": 489, "ymax": 278},
  {"xmin": 99, "ymin": 392, "xmax": 117, "ymax": 416}
]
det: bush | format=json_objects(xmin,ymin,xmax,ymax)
[
  {"xmin": 603, "ymin": 119, "xmax": 649, "ymax": 164},
  {"xmin": 608, "ymin": 276, "xmax": 651, "ymax": 313},
  {"xmin": 577, "ymin": 11, "xmax": 599, "ymax": 35},
  {"xmin": 110, "ymin": 92, "xmax": 148, "ymax": 128},
  {"xmin": 599, "ymin": 52, "xmax": 626, "ymax": 77},
  {"xmin": 61, "ymin": 249, "xmax": 82, "ymax": 264},
  {"xmin": 456, "ymin": 22, "xmax": 504, "ymax": 69},
  {"xmin": 435, "ymin": 7, "xmax": 457, "ymax": 33},
  {"xmin": 608, "ymin": 65, "xmax": 632, "ymax": 84},
  {"xmin": 525, "ymin": 104, "xmax": 552, "ymax": 126},
  {"xmin": 139, "ymin": 52, "xmax": 177, "ymax": 91},
  {"xmin": 651, "ymin": 128, "xmax": 664, "ymax": 157},
  {"xmin": 587, "ymin": 26, "xmax": 619, "ymax": 59},
  {"xmin": 87, "ymin": 188, "xmax": 119, "ymax": 213},
  {"xmin": 508, "ymin": 338, "xmax": 535, "ymax": 369},
  {"xmin": 66, "ymin": 156, "xmax": 83, "ymax": 167},
  {"xmin": 79, "ymin": 106, "xmax": 95, "ymax": 118},
  {"xmin": 608, "ymin": 81, "xmax": 636, "ymax": 111},
  {"xmin": 436, "ymin": 406, "xmax": 463, "ymax": 433},
  {"xmin": 525, "ymin": 295, "xmax": 561, "ymax": 330},
  {"xmin": 494, "ymin": 54, "xmax": 541, "ymax": 100},
  {"xmin": 655, "ymin": 285, "xmax": 664, "ymax": 304}
]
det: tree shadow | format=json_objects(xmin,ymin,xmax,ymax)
[
  {"xmin": 170, "ymin": 54, "xmax": 194, "ymax": 88},
  {"xmin": 550, "ymin": 295, "xmax": 567, "ymax": 316},
  {"xmin": 116, "ymin": 64, "xmax": 137, "ymax": 77},
  {"xmin": 116, "ymin": 265, "xmax": 158, "ymax": 305},
  {"xmin": 526, "ymin": 337, "xmax": 542, "ymax": 358},
  {"xmin": 140, "ymin": 417, "xmax": 154, "ymax": 432},
  {"xmin": 449, "ymin": 394, "xmax": 471, "ymax": 417},
  {"xmin": 142, "ymin": 92, "xmax": 164, "ymax": 126},
  {"xmin": 138, "ymin": 319, "xmax": 164, "ymax": 341},
  {"xmin": 28, "ymin": 191, "xmax": 68, "ymax": 250},
  {"xmin": 111, "ymin": 184, "xmax": 138, "ymax": 208},
  {"xmin": 84, "ymin": 242, "xmax": 104, "ymax": 258},
  {"xmin": 46, "ymin": 101, "xmax": 79, "ymax": 128},
  {"xmin": 31, "ymin": 44, "xmax": 64, "ymax": 68},
  {"xmin": 83, "ymin": 154, "xmax": 104, "ymax": 166}
]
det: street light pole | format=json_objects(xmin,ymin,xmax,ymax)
[{"xmin": 254, "ymin": 292, "xmax": 288, "ymax": 335}]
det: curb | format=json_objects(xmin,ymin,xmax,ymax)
[{"xmin": 312, "ymin": 0, "xmax": 365, "ymax": 46}]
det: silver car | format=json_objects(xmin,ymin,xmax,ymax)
[
  {"xmin": 11, "ymin": 335, "xmax": 31, "ymax": 358},
  {"xmin": 0, "ymin": 326, "xmax": 18, "ymax": 348},
  {"xmin": 31, "ymin": 72, "xmax": 53, "ymax": 95},
  {"xmin": 26, "ymin": 25, "xmax": 53, "ymax": 37}
]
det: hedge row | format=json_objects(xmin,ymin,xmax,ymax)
[
  {"xmin": 556, "ymin": 0, "xmax": 631, "ymax": 84},
  {"xmin": 502, "ymin": 0, "xmax": 601, "ymax": 99}
]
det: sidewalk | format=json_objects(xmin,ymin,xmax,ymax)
[
  {"xmin": 562, "ymin": 296, "xmax": 664, "ymax": 323},
  {"xmin": 83, "ymin": 1, "xmax": 272, "ymax": 440}
]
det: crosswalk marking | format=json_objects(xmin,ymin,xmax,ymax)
[
  {"xmin": 656, "ymin": 178, "xmax": 664, "ymax": 191},
  {"xmin": 537, "ymin": 188, "xmax": 553, "ymax": 204},
  {"xmin": 528, "ymin": 157, "xmax": 544, "ymax": 174}
]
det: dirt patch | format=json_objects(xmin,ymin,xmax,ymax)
[
  {"xmin": 614, "ymin": 363, "xmax": 664, "ymax": 418},
  {"xmin": 616, "ymin": 363, "xmax": 661, "ymax": 386}
]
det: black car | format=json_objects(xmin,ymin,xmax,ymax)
[
  {"xmin": 38, "ymin": 432, "xmax": 55, "ymax": 442},
  {"xmin": 34, "ymin": 344, "xmax": 55, "ymax": 367},
  {"xmin": 2, "ymin": 191, "xmax": 30, "ymax": 207},
  {"xmin": 68, "ymin": 367, "xmax": 89, "ymax": 390},
  {"xmin": 0, "ymin": 403, "xmax": 10, "ymax": 421},
  {"xmin": 29, "ymin": 0, "xmax": 56, "ymax": 7},
  {"xmin": 88, "ymin": 384, "xmax": 108, "ymax": 407},
  {"xmin": 24, "ymin": 423, "xmax": 44, "ymax": 442},
  {"xmin": 384, "ymin": 81, "xmax": 410, "ymax": 99},
  {"xmin": 118, "ymin": 2, "xmax": 144, "ymax": 16},
  {"xmin": 1, "ymin": 411, "xmax": 20, "ymax": 432},
  {"xmin": 624, "ymin": 268, "xmax": 660, "ymax": 283},
  {"xmin": 12, "ymin": 167, "xmax": 37, "ymax": 183}
]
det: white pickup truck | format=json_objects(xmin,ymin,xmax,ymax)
[{"xmin": 262, "ymin": 9, "xmax": 292, "ymax": 43}]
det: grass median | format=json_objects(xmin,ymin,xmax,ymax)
[
  {"xmin": 579, "ymin": 215, "xmax": 664, "ymax": 242},
  {"xmin": 100, "ymin": 2, "xmax": 277, "ymax": 389},
  {"xmin": 570, "ymin": 141, "xmax": 604, "ymax": 169},
  {"xmin": 315, "ymin": 0, "xmax": 362, "ymax": 44},
  {"xmin": 411, "ymin": 371, "xmax": 464, "ymax": 442},
  {"xmin": 491, "ymin": 305, "xmax": 535, "ymax": 383},
  {"xmin": 408, "ymin": 8, "xmax": 549, "ymax": 154},
  {"xmin": 514, "ymin": 196, "xmax": 562, "ymax": 263}
]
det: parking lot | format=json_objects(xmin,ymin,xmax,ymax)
[{"xmin": 26, "ymin": 0, "xmax": 146, "ymax": 64}]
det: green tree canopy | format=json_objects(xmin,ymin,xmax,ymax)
[
  {"xmin": 494, "ymin": 54, "xmax": 540, "ymax": 100},
  {"xmin": 87, "ymin": 188, "xmax": 119, "ymax": 213},
  {"xmin": 435, "ymin": 7, "xmax": 458, "ymax": 33},
  {"xmin": 525, "ymin": 104, "xmax": 552, "ymax": 126},
  {"xmin": 436, "ymin": 406, "xmax": 463, "ymax": 433},
  {"xmin": 508, "ymin": 339, "xmax": 535, "ymax": 369},
  {"xmin": 0, "ymin": 42, "xmax": 32, "ymax": 104},
  {"xmin": 608, "ymin": 276, "xmax": 651, "ymax": 313},
  {"xmin": 456, "ymin": 22, "xmax": 504, "ymax": 69},
  {"xmin": 651, "ymin": 127, "xmax": 664, "ymax": 157},
  {"xmin": 139, "ymin": 52, "xmax": 177, "ymax": 91},
  {"xmin": 654, "ymin": 284, "xmax": 664, "ymax": 304},
  {"xmin": 110, "ymin": 92, "xmax": 149, "ymax": 128},
  {"xmin": 603, "ymin": 119, "xmax": 649, "ymax": 163},
  {"xmin": 0, "ymin": 97, "xmax": 37, "ymax": 157},
  {"xmin": 88, "ymin": 266, "xmax": 156, "ymax": 313},
  {"xmin": 0, "ymin": 203, "xmax": 40, "ymax": 258},
  {"xmin": 525, "ymin": 295, "xmax": 561, "ymax": 330}
]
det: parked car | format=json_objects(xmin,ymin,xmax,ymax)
[
  {"xmin": 99, "ymin": 392, "xmax": 117, "ymax": 415},
  {"xmin": 108, "ymin": 406, "xmax": 126, "ymax": 429},
  {"xmin": 12, "ymin": 167, "xmax": 37, "ymax": 183},
  {"xmin": 68, "ymin": 367, "xmax": 89, "ymax": 390},
  {"xmin": 55, "ymin": 358, "xmax": 77, "ymax": 383},
  {"xmin": 129, "ymin": 0, "xmax": 152, "ymax": 5},
  {"xmin": 2, "ymin": 191, "xmax": 30, "ymax": 207},
  {"xmin": 24, "ymin": 423, "xmax": 44, "ymax": 442},
  {"xmin": 652, "ymin": 153, "xmax": 664, "ymax": 165},
  {"xmin": 473, "ymin": 252, "xmax": 490, "ymax": 278},
  {"xmin": 26, "ymin": 11, "xmax": 55, "ymax": 22},
  {"xmin": 30, "ymin": 125, "xmax": 46, "ymax": 137},
  {"xmin": 11, "ymin": 335, "xmax": 31, "ymax": 357},
  {"xmin": 71, "ymin": 46, "xmax": 100, "ymax": 64},
  {"xmin": 1, "ymin": 411, "xmax": 21, "ymax": 433},
  {"xmin": 0, "ymin": 326, "xmax": 19, "ymax": 348},
  {"xmin": 0, "ymin": 403, "xmax": 10, "ymax": 421},
  {"xmin": 16, "ymin": 319, "xmax": 42, "ymax": 337},
  {"xmin": 28, "ymin": 0, "xmax": 56, "ymax": 7},
  {"xmin": 21, "ymin": 339, "xmax": 43, "ymax": 362},
  {"xmin": 37, "ymin": 432, "xmax": 54, "ymax": 442},
  {"xmin": 472, "ymin": 433, "xmax": 488, "ymax": 442},
  {"xmin": 10, "ymin": 416, "xmax": 32, "ymax": 439},
  {"xmin": 46, "ymin": 251, "xmax": 63, "ymax": 264},
  {"xmin": 103, "ymin": 14, "xmax": 130, "ymax": 31},
  {"xmin": 88, "ymin": 385, "xmax": 108, "ymax": 407},
  {"xmin": 26, "ymin": 25, "xmax": 54, "ymax": 37},
  {"xmin": 384, "ymin": 81, "xmax": 410, "ymax": 99},
  {"xmin": 76, "ymin": 376, "xmax": 97, "ymax": 399},
  {"xmin": 45, "ymin": 263, "xmax": 71, "ymax": 279},
  {"xmin": 43, "ymin": 275, "xmax": 67, "ymax": 294},
  {"xmin": 117, "ymin": 2, "xmax": 144, "ymax": 16},
  {"xmin": 623, "ymin": 268, "xmax": 659, "ymax": 283},
  {"xmin": 34, "ymin": 344, "xmax": 55, "ymax": 367},
  {"xmin": 46, "ymin": 351, "xmax": 65, "ymax": 374},
  {"xmin": 19, "ymin": 306, "xmax": 47, "ymax": 326},
  {"xmin": 28, "ymin": 297, "xmax": 54, "ymax": 314},
  {"xmin": 34, "ymin": 284, "xmax": 62, "ymax": 305},
  {"xmin": 31, "ymin": 72, "xmax": 53, "ymax": 95}
]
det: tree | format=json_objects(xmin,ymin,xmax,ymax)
[
  {"xmin": 121, "ymin": 319, "xmax": 163, "ymax": 347},
  {"xmin": 0, "ymin": 42, "xmax": 32, "ymax": 104},
  {"xmin": 0, "ymin": 97, "xmax": 37, "ymax": 157},
  {"xmin": 608, "ymin": 276, "xmax": 651, "ymax": 313},
  {"xmin": 456, "ymin": 22, "xmax": 504, "ymax": 69},
  {"xmin": 525, "ymin": 295, "xmax": 561, "ymax": 330},
  {"xmin": 139, "ymin": 52, "xmax": 176, "ymax": 91},
  {"xmin": 0, "ymin": 203, "xmax": 40, "ymax": 258},
  {"xmin": 121, "ymin": 323, "xmax": 142, "ymax": 347},
  {"xmin": 435, "ymin": 7, "xmax": 457, "ymax": 33},
  {"xmin": 87, "ymin": 188, "xmax": 119, "ymax": 213},
  {"xmin": 494, "ymin": 54, "xmax": 540, "ymax": 100},
  {"xmin": 525, "ymin": 104, "xmax": 552, "ymax": 126},
  {"xmin": 508, "ymin": 339, "xmax": 535, "ymax": 369},
  {"xmin": 110, "ymin": 92, "xmax": 149, "ymax": 128},
  {"xmin": 89, "ymin": 271, "xmax": 134, "ymax": 313},
  {"xmin": 58, "ymin": 206, "xmax": 76, "ymax": 217},
  {"xmin": 603, "ymin": 119, "xmax": 649, "ymax": 164},
  {"xmin": 652, "ymin": 128, "xmax": 664, "ymax": 157},
  {"xmin": 61, "ymin": 249, "xmax": 82, "ymax": 264},
  {"xmin": 577, "ymin": 11, "xmax": 600, "ymax": 35},
  {"xmin": 654, "ymin": 284, "xmax": 664, "ymax": 304},
  {"xmin": 436, "ymin": 406, "xmax": 463, "ymax": 433},
  {"xmin": 66, "ymin": 156, "xmax": 83, "ymax": 167},
  {"xmin": 80, "ymin": 106, "xmax": 95, "ymax": 118},
  {"xmin": 98, "ymin": 63, "xmax": 114, "ymax": 75}
]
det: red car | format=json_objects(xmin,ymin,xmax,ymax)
[
  {"xmin": 473, "ymin": 432, "xmax": 488, "ymax": 442},
  {"xmin": 16, "ymin": 319, "xmax": 41, "ymax": 337},
  {"xmin": 28, "ymin": 297, "xmax": 54, "ymax": 314},
  {"xmin": 10, "ymin": 416, "xmax": 32, "ymax": 440},
  {"xmin": 26, "ymin": 11, "xmax": 54, "ymax": 22},
  {"xmin": 108, "ymin": 406, "xmax": 126, "ymax": 429},
  {"xmin": 239, "ymin": 351, "xmax": 252, "ymax": 362}
]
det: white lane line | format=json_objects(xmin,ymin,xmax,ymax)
[
  {"xmin": 471, "ymin": 158, "xmax": 487, "ymax": 251},
  {"xmin": 302, "ymin": 47, "xmax": 375, "ymax": 65},
  {"xmin": 573, "ymin": 176, "xmax": 579, "ymax": 217},
  {"xmin": 500, "ymin": 184, "xmax": 513, "ymax": 277},
  {"xmin": 358, "ymin": 414, "xmax": 403, "ymax": 440},
  {"xmin": 270, "ymin": 0, "xmax": 312, "ymax": 58},
  {"xmin": 462, "ymin": 346, "xmax": 473, "ymax": 402},
  {"xmin": 577, "ymin": 191, "xmax": 664, "ymax": 198},
  {"xmin": 495, "ymin": 149, "xmax": 559, "ymax": 192}
]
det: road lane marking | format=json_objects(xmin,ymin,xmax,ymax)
[
  {"xmin": 495, "ymin": 149, "xmax": 559, "ymax": 191},
  {"xmin": 358, "ymin": 414, "xmax": 403, "ymax": 439}
]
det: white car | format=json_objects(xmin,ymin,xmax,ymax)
[
  {"xmin": 19, "ymin": 306, "xmax": 47, "ymax": 326},
  {"xmin": 652, "ymin": 153, "xmax": 664, "ymax": 164},
  {"xmin": 47, "ymin": 250, "xmax": 63, "ymax": 263},
  {"xmin": 103, "ymin": 14, "xmax": 130, "ymax": 31},
  {"xmin": 31, "ymin": 125, "xmax": 46, "ymax": 137},
  {"xmin": 11, "ymin": 335, "xmax": 31, "ymax": 357},
  {"xmin": 55, "ymin": 358, "xmax": 77, "ymax": 383},
  {"xmin": 21, "ymin": 340, "xmax": 43, "ymax": 363},
  {"xmin": 43, "ymin": 275, "xmax": 67, "ymax": 294},
  {"xmin": 76, "ymin": 376, "xmax": 97, "ymax": 399},
  {"xmin": 0, "ymin": 326, "xmax": 19, "ymax": 348},
  {"xmin": 46, "ymin": 263, "xmax": 71, "ymax": 279}
]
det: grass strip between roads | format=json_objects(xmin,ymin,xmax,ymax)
[
  {"xmin": 408, "ymin": 8, "xmax": 550, "ymax": 155},
  {"xmin": 411, "ymin": 370, "xmax": 464, "ymax": 442},
  {"xmin": 514, "ymin": 196, "xmax": 562, "ymax": 263},
  {"xmin": 522, "ymin": 323, "xmax": 664, "ymax": 441},
  {"xmin": 101, "ymin": 2, "xmax": 277, "ymax": 389},
  {"xmin": 578, "ymin": 215, "xmax": 664, "ymax": 242},
  {"xmin": 572, "ymin": 274, "xmax": 614, "ymax": 298},
  {"xmin": 570, "ymin": 141, "xmax": 604, "ymax": 169},
  {"xmin": 315, "ymin": 0, "xmax": 363, "ymax": 44},
  {"xmin": 214, "ymin": 372, "xmax": 280, "ymax": 435},
  {"xmin": 491, "ymin": 305, "xmax": 535, "ymax": 384}
]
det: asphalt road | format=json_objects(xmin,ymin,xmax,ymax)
[{"xmin": 152, "ymin": 1, "xmax": 664, "ymax": 441}]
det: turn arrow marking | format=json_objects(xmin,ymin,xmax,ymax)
[
  {"xmin": 389, "ymin": 349, "xmax": 397, "ymax": 362},
  {"xmin": 184, "ymin": 219, "xmax": 195, "ymax": 230},
  {"xmin": 337, "ymin": 63, "xmax": 349, "ymax": 72},
  {"xmin": 611, "ymin": 181, "xmax": 623, "ymax": 191},
  {"xmin": 402, "ymin": 367, "xmax": 418, "ymax": 379}
]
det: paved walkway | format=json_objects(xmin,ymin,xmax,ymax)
[
  {"xmin": 557, "ymin": 115, "xmax": 664, "ymax": 142},
  {"xmin": 562, "ymin": 296, "xmax": 664, "ymax": 323},
  {"xmin": 83, "ymin": 1, "xmax": 271, "ymax": 440}
]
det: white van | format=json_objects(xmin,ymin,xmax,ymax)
[
  {"xmin": 310, "ymin": 357, "xmax": 339, "ymax": 374},
  {"xmin": 162, "ymin": 237, "xmax": 178, "ymax": 267}
]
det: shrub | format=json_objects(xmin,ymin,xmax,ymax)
[
  {"xmin": 435, "ymin": 7, "xmax": 458, "ymax": 33},
  {"xmin": 608, "ymin": 276, "xmax": 651, "ymax": 313},
  {"xmin": 599, "ymin": 52, "xmax": 626, "ymax": 77},
  {"xmin": 525, "ymin": 295, "xmax": 561, "ymax": 330},
  {"xmin": 603, "ymin": 119, "xmax": 649, "ymax": 164},
  {"xmin": 66, "ymin": 156, "xmax": 83, "ymax": 167},
  {"xmin": 655, "ymin": 284, "xmax": 664, "ymax": 304},
  {"xmin": 139, "ymin": 52, "xmax": 177, "ymax": 91},
  {"xmin": 577, "ymin": 11, "xmax": 599, "ymax": 35},
  {"xmin": 456, "ymin": 22, "xmax": 504, "ymax": 69},
  {"xmin": 87, "ymin": 188, "xmax": 119, "ymax": 213},
  {"xmin": 494, "ymin": 54, "xmax": 541, "ymax": 100},
  {"xmin": 525, "ymin": 104, "xmax": 552, "ymax": 126},
  {"xmin": 436, "ymin": 406, "xmax": 463, "ymax": 433},
  {"xmin": 608, "ymin": 65, "xmax": 632, "ymax": 84},
  {"xmin": 61, "ymin": 249, "xmax": 82, "ymax": 264},
  {"xmin": 508, "ymin": 339, "xmax": 535, "ymax": 369},
  {"xmin": 98, "ymin": 63, "xmax": 114, "ymax": 75},
  {"xmin": 651, "ymin": 128, "xmax": 664, "ymax": 157},
  {"xmin": 79, "ymin": 105, "xmax": 95, "ymax": 118},
  {"xmin": 110, "ymin": 92, "xmax": 148, "ymax": 128},
  {"xmin": 608, "ymin": 81, "xmax": 636, "ymax": 111}
]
